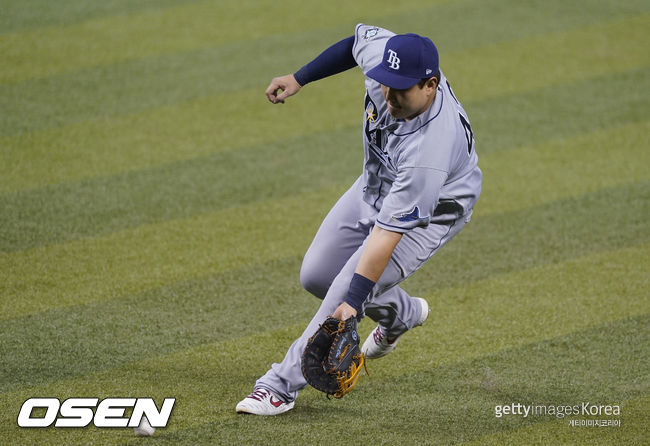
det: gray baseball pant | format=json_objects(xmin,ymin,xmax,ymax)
[{"xmin": 256, "ymin": 176, "xmax": 470, "ymax": 402}]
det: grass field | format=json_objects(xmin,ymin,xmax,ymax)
[{"xmin": 1, "ymin": 0, "xmax": 649, "ymax": 444}]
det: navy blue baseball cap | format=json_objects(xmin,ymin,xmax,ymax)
[{"xmin": 367, "ymin": 33, "xmax": 439, "ymax": 90}]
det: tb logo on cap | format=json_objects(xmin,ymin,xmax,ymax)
[{"xmin": 387, "ymin": 50, "xmax": 400, "ymax": 70}]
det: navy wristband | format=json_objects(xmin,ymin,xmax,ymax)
[
  {"xmin": 294, "ymin": 36, "xmax": 357, "ymax": 86},
  {"xmin": 345, "ymin": 273, "xmax": 376, "ymax": 312}
]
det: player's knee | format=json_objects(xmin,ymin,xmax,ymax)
[{"xmin": 299, "ymin": 262, "xmax": 328, "ymax": 300}]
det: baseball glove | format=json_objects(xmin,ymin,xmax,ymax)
[{"xmin": 301, "ymin": 316, "xmax": 366, "ymax": 399}]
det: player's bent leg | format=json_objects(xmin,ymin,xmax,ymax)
[
  {"xmin": 300, "ymin": 176, "xmax": 375, "ymax": 299},
  {"xmin": 363, "ymin": 296, "xmax": 430, "ymax": 359},
  {"xmin": 362, "ymin": 214, "xmax": 470, "ymax": 359},
  {"xmin": 362, "ymin": 259, "xmax": 430, "ymax": 359},
  {"xmin": 239, "ymin": 245, "xmax": 367, "ymax": 414},
  {"xmin": 299, "ymin": 260, "xmax": 330, "ymax": 300}
]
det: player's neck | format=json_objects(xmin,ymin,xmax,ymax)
[{"xmin": 405, "ymin": 90, "xmax": 437, "ymax": 121}]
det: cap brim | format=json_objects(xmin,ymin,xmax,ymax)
[{"xmin": 366, "ymin": 64, "xmax": 420, "ymax": 90}]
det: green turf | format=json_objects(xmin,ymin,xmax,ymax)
[
  {"xmin": 0, "ymin": 0, "xmax": 192, "ymax": 33},
  {"xmin": 1, "ymin": 187, "xmax": 646, "ymax": 388},
  {"xmin": 2, "ymin": 73, "xmax": 648, "ymax": 249},
  {"xmin": 1, "ymin": 0, "xmax": 648, "ymax": 444}
]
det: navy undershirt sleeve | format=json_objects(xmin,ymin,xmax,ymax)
[
  {"xmin": 345, "ymin": 273, "xmax": 376, "ymax": 312},
  {"xmin": 293, "ymin": 36, "xmax": 357, "ymax": 86}
]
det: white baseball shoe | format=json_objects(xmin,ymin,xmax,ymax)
[
  {"xmin": 235, "ymin": 387, "xmax": 295, "ymax": 416},
  {"xmin": 362, "ymin": 297, "xmax": 430, "ymax": 359}
]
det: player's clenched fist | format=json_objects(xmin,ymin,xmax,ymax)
[{"xmin": 265, "ymin": 74, "xmax": 301, "ymax": 104}]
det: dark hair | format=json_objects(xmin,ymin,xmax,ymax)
[{"xmin": 417, "ymin": 70, "xmax": 440, "ymax": 88}]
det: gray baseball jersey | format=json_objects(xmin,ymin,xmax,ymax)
[{"xmin": 354, "ymin": 24, "xmax": 482, "ymax": 233}]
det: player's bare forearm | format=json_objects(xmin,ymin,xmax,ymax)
[
  {"xmin": 355, "ymin": 226, "xmax": 403, "ymax": 282},
  {"xmin": 332, "ymin": 227, "xmax": 402, "ymax": 319}
]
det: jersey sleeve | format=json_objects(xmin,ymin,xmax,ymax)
[
  {"xmin": 293, "ymin": 36, "xmax": 357, "ymax": 86},
  {"xmin": 352, "ymin": 24, "xmax": 395, "ymax": 74},
  {"xmin": 375, "ymin": 167, "xmax": 448, "ymax": 233}
]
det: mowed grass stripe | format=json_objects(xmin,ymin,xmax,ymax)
[
  {"xmin": 157, "ymin": 325, "xmax": 646, "ymax": 445},
  {"xmin": 1, "ymin": 244, "xmax": 646, "ymax": 393},
  {"xmin": 2, "ymin": 54, "xmax": 649, "ymax": 200},
  {"xmin": 0, "ymin": 287, "xmax": 645, "ymax": 443},
  {"xmin": 0, "ymin": 255, "xmax": 312, "ymax": 392},
  {"xmin": 0, "ymin": 72, "xmax": 363, "ymax": 195},
  {"xmin": 1, "ymin": 178, "xmax": 647, "ymax": 321},
  {"xmin": 391, "ymin": 244, "xmax": 649, "ymax": 375},
  {"xmin": 4, "ymin": 0, "xmax": 645, "ymax": 53},
  {"xmin": 149, "ymin": 397, "xmax": 649, "ymax": 446},
  {"xmin": 479, "ymin": 120, "xmax": 650, "ymax": 215},
  {"xmin": 2, "ymin": 13, "xmax": 647, "ymax": 141},
  {"xmin": 446, "ymin": 14, "xmax": 649, "ymax": 101},
  {"xmin": 387, "ymin": 0, "xmax": 650, "ymax": 53},
  {"xmin": 0, "ymin": 186, "xmax": 343, "ymax": 320},
  {"xmin": 350, "ymin": 317, "xmax": 648, "ymax": 446},
  {"xmin": 0, "ymin": 125, "xmax": 361, "ymax": 252},
  {"xmin": 3, "ymin": 61, "xmax": 648, "ymax": 200},
  {"xmin": 0, "ymin": 0, "xmax": 442, "ymax": 84},
  {"xmin": 472, "ymin": 66, "xmax": 648, "ymax": 158},
  {"xmin": 5, "ymin": 0, "xmax": 642, "ymax": 84},
  {"xmin": 407, "ymin": 180, "xmax": 648, "ymax": 295},
  {"xmin": 0, "ymin": 184, "xmax": 647, "ymax": 390},
  {"xmin": 2, "ymin": 107, "xmax": 647, "ymax": 253},
  {"xmin": 0, "ymin": 0, "xmax": 193, "ymax": 33}
]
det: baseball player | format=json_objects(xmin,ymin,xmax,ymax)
[{"xmin": 236, "ymin": 24, "xmax": 481, "ymax": 415}]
